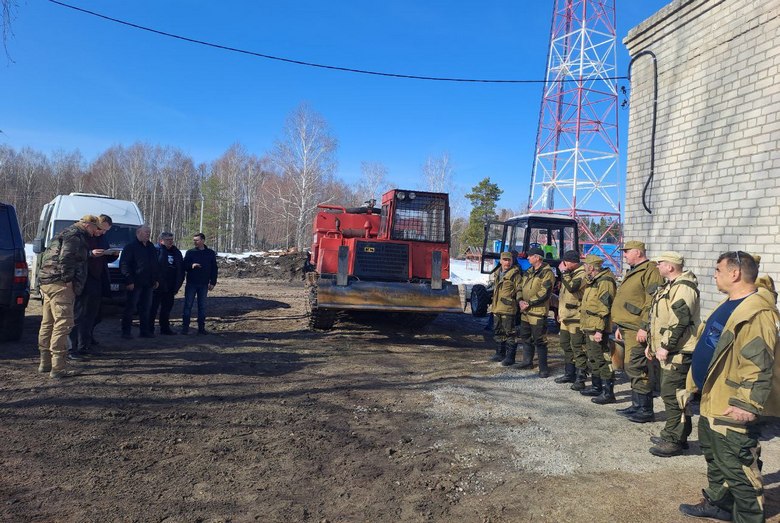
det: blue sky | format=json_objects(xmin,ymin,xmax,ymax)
[{"xmin": 0, "ymin": 0, "xmax": 669, "ymax": 212}]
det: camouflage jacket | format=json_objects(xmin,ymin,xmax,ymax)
[
  {"xmin": 520, "ymin": 263, "xmax": 555, "ymax": 325},
  {"xmin": 38, "ymin": 224, "xmax": 91, "ymax": 295},
  {"xmin": 611, "ymin": 259, "xmax": 663, "ymax": 331},
  {"xmin": 490, "ymin": 265, "xmax": 522, "ymax": 316},
  {"xmin": 580, "ymin": 268, "xmax": 617, "ymax": 334},
  {"xmin": 648, "ymin": 270, "xmax": 701, "ymax": 364},
  {"xmin": 558, "ymin": 265, "xmax": 587, "ymax": 331}
]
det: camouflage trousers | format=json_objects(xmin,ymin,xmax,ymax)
[
  {"xmin": 622, "ymin": 328, "xmax": 652, "ymax": 394},
  {"xmin": 585, "ymin": 333, "xmax": 613, "ymax": 380},
  {"xmin": 699, "ymin": 416, "xmax": 764, "ymax": 523},
  {"xmin": 659, "ymin": 354, "xmax": 692, "ymax": 445},
  {"xmin": 492, "ymin": 314, "xmax": 517, "ymax": 346},
  {"xmin": 559, "ymin": 326, "xmax": 586, "ymax": 369}
]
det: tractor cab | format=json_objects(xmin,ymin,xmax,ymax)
[{"xmin": 479, "ymin": 214, "xmax": 579, "ymax": 273}]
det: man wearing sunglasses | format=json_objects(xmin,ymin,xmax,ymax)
[{"xmin": 679, "ymin": 251, "xmax": 780, "ymax": 522}]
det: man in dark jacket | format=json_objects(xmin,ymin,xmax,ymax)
[
  {"xmin": 120, "ymin": 225, "xmax": 159, "ymax": 339},
  {"xmin": 150, "ymin": 231, "xmax": 184, "ymax": 335},
  {"xmin": 68, "ymin": 214, "xmax": 113, "ymax": 359},
  {"xmin": 182, "ymin": 232, "xmax": 218, "ymax": 335},
  {"xmin": 37, "ymin": 214, "xmax": 99, "ymax": 378}
]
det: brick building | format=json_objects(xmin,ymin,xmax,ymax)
[{"xmin": 624, "ymin": 0, "xmax": 780, "ymax": 311}]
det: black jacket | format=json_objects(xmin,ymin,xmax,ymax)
[
  {"xmin": 155, "ymin": 243, "xmax": 184, "ymax": 294},
  {"xmin": 120, "ymin": 239, "xmax": 160, "ymax": 288},
  {"xmin": 184, "ymin": 246, "xmax": 218, "ymax": 286}
]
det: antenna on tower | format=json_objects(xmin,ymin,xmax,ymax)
[{"xmin": 529, "ymin": 0, "xmax": 622, "ymax": 269}]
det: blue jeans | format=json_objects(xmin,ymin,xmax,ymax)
[{"xmin": 182, "ymin": 284, "xmax": 208, "ymax": 329}]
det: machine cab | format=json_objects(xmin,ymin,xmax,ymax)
[{"xmin": 479, "ymin": 214, "xmax": 579, "ymax": 273}]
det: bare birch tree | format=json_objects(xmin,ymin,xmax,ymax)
[
  {"xmin": 421, "ymin": 152, "xmax": 453, "ymax": 193},
  {"xmin": 355, "ymin": 161, "xmax": 389, "ymax": 206}
]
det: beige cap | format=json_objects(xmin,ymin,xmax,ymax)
[
  {"xmin": 584, "ymin": 254, "xmax": 604, "ymax": 268},
  {"xmin": 621, "ymin": 240, "xmax": 645, "ymax": 251},
  {"xmin": 652, "ymin": 251, "xmax": 684, "ymax": 266}
]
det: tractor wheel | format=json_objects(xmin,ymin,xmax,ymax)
[
  {"xmin": 470, "ymin": 284, "xmax": 491, "ymax": 317},
  {"xmin": 306, "ymin": 283, "xmax": 337, "ymax": 331}
]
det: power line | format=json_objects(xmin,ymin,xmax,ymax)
[{"xmin": 48, "ymin": 0, "xmax": 629, "ymax": 84}]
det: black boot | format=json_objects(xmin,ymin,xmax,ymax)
[
  {"xmin": 570, "ymin": 368, "xmax": 588, "ymax": 391},
  {"xmin": 554, "ymin": 363, "xmax": 577, "ymax": 384},
  {"xmin": 628, "ymin": 392, "xmax": 655, "ymax": 423},
  {"xmin": 580, "ymin": 376, "xmax": 603, "ymax": 396},
  {"xmin": 517, "ymin": 344, "xmax": 534, "ymax": 369},
  {"xmin": 592, "ymin": 379, "xmax": 616, "ymax": 405},
  {"xmin": 616, "ymin": 390, "xmax": 640, "ymax": 417},
  {"xmin": 500, "ymin": 345, "xmax": 516, "ymax": 366},
  {"xmin": 537, "ymin": 345, "xmax": 550, "ymax": 378},
  {"xmin": 490, "ymin": 342, "xmax": 507, "ymax": 362}
]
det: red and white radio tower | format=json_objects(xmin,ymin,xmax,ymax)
[{"xmin": 528, "ymin": 0, "xmax": 622, "ymax": 268}]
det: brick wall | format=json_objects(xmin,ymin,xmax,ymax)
[{"xmin": 623, "ymin": 0, "xmax": 780, "ymax": 312}]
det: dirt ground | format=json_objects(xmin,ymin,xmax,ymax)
[{"xmin": 1, "ymin": 277, "xmax": 779, "ymax": 523}]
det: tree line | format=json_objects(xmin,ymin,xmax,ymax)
[{"xmin": 0, "ymin": 103, "xmax": 502, "ymax": 254}]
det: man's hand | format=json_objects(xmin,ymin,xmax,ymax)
[
  {"xmin": 192, "ymin": 263, "xmax": 202, "ymax": 269},
  {"xmin": 208, "ymin": 284, "xmax": 214, "ymax": 291},
  {"xmin": 655, "ymin": 347, "xmax": 669, "ymax": 363},
  {"xmin": 644, "ymin": 346, "xmax": 653, "ymax": 360},
  {"xmin": 614, "ymin": 328, "xmax": 623, "ymax": 341},
  {"xmin": 519, "ymin": 300, "xmax": 529, "ymax": 311},
  {"xmin": 636, "ymin": 329, "xmax": 648, "ymax": 343},
  {"xmin": 558, "ymin": 261, "xmax": 567, "ymax": 272},
  {"xmin": 92, "ymin": 249, "xmax": 105, "ymax": 257},
  {"xmin": 126, "ymin": 283, "xmax": 135, "ymax": 291},
  {"xmin": 153, "ymin": 282, "xmax": 159, "ymax": 290},
  {"xmin": 593, "ymin": 331, "xmax": 603, "ymax": 343},
  {"xmin": 723, "ymin": 406, "xmax": 756, "ymax": 423}
]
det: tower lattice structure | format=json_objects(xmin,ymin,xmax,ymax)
[{"xmin": 528, "ymin": 0, "xmax": 622, "ymax": 268}]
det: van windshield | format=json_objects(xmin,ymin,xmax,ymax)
[{"xmin": 52, "ymin": 220, "xmax": 139, "ymax": 249}]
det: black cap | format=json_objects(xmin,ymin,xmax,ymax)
[
  {"xmin": 527, "ymin": 247, "xmax": 544, "ymax": 257},
  {"xmin": 563, "ymin": 250, "xmax": 580, "ymax": 263}
]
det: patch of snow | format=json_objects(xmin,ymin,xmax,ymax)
[{"xmin": 449, "ymin": 258, "xmax": 489, "ymax": 286}]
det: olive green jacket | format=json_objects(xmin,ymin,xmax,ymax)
[
  {"xmin": 611, "ymin": 259, "xmax": 663, "ymax": 331},
  {"xmin": 580, "ymin": 268, "xmax": 616, "ymax": 334},
  {"xmin": 38, "ymin": 224, "xmax": 91, "ymax": 296},
  {"xmin": 756, "ymin": 274, "xmax": 777, "ymax": 304},
  {"xmin": 648, "ymin": 270, "xmax": 701, "ymax": 368},
  {"xmin": 686, "ymin": 287, "xmax": 780, "ymax": 433},
  {"xmin": 520, "ymin": 263, "xmax": 555, "ymax": 325},
  {"xmin": 490, "ymin": 265, "xmax": 522, "ymax": 316},
  {"xmin": 558, "ymin": 265, "xmax": 587, "ymax": 332}
]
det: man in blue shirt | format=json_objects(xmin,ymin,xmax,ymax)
[{"xmin": 181, "ymin": 232, "xmax": 218, "ymax": 335}]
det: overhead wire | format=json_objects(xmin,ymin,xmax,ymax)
[{"xmin": 48, "ymin": 0, "xmax": 629, "ymax": 85}]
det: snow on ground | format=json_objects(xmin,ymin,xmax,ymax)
[{"xmin": 449, "ymin": 258, "xmax": 489, "ymax": 286}]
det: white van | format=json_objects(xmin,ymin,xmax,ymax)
[{"xmin": 30, "ymin": 193, "xmax": 144, "ymax": 299}]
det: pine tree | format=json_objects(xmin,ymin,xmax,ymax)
[{"xmin": 460, "ymin": 178, "xmax": 503, "ymax": 252}]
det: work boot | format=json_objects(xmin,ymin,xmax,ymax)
[
  {"xmin": 554, "ymin": 363, "xmax": 576, "ymax": 384},
  {"xmin": 500, "ymin": 345, "xmax": 516, "ymax": 366},
  {"xmin": 591, "ymin": 379, "xmax": 616, "ymax": 404},
  {"xmin": 580, "ymin": 376, "xmax": 603, "ymax": 396},
  {"xmin": 490, "ymin": 342, "xmax": 507, "ymax": 362},
  {"xmin": 650, "ymin": 435, "xmax": 689, "ymax": 449},
  {"xmin": 649, "ymin": 440, "xmax": 685, "ymax": 457},
  {"xmin": 537, "ymin": 345, "xmax": 550, "ymax": 378},
  {"xmin": 38, "ymin": 351, "xmax": 52, "ymax": 374},
  {"xmin": 628, "ymin": 392, "xmax": 655, "ymax": 423},
  {"xmin": 517, "ymin": 344, "xmax": 534, "ymax": 369},
  {"xmin": 679, "ymin": 494, "xmax": 732, "ymax": 521},
  {"xmin": 570, "ymin": 368, "xmax": 588, "ymax": 391},
  {"xmin": 50, "ymin": 368, "xmax": 83, "ymax": 379},
  {"xmin": 49, "ymin": 353, "xmax": 81, "ymax": 379},
  {"xmin": 616, "ymin": 390, "xmax": 640, "ymax": 417}
]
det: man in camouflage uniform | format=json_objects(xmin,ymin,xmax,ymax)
[
  {"xmin": 579, "ymin": 254, "xmax": 618, "ymax": 403},
  {"xmin": 489, "ymin": 251, "xmax": 522, "ymax": 365},
  {"xmin": 37, "ymin": 215, "xmax": 99, "ymax": 378},
  {"xmin": 517, "ymin": 247, "xmax": 556, "ymax": 378},
  {"xmin": 554, "ymin": 250, "xmax": 588, "ymax": 387},
  {"xmin": 679, "ymin": 251, "xmax": 779, "ymax": 523},
  {"xmin": 612, "ymin": 240, "xmax": 664, "ymax": 422},
  {"xmin": 644, "ymin": 252, "xmax": 700, "ymax": 455}
]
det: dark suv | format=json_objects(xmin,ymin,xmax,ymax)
[{"xmin": 0, "ymin": 202, "xmax": 29, "ymax": 341}]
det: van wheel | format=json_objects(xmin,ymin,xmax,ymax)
[{"xmin": 0, "ymin": 309, "xmax": 24, "ymax": 342}]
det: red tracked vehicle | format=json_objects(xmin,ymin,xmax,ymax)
[{"xmin": 305, "ymin": 189, "xmax": 461, "ymax": 330}]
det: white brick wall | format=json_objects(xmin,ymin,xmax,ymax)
[{"xmin": 623, "ymin": 0, "xmax": 780, "ymax": 313}]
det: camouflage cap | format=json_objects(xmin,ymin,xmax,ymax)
[
  {"xmin": 500, "ymin": 251, "xmax": 513, "ymax": 260},
  {"xmin": 621, "ymin": 240, "xmax": 645, "ymax": 251},
  {"xmin": 583, "ymin": 254, "xmax": 604, "ymax": 268},
  {"xmin": 652, "ymin": 251, "xmax": 684, "ymax": 266}
]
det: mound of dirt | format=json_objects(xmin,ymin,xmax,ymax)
[{"xmin": 217, "ymin": 252, "xmax": 308, "ymax": 281}]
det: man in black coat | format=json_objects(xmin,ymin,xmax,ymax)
[
  {"xmin": 182, "ymin": 232, "xmax": 218, "ymax": 335},
  {"xmin": 150, "ymin": 231, "xmax": 184, "ymax": 335},
  {"xmin": 120, "ymin": 225, "xmax": 159, "ymax": 339}
]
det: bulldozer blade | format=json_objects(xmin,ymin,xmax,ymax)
[{"xmin": 315, "ymin": 280, "xmax": 462, "ymax": 313}]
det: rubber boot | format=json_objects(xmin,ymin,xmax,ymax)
[
  {"xmin": 580, "ymin": 376, "xmax": 603, "ymax": 396},
  {"xmin": 592, "ymin": 379, "xmax": 616, "ymax": 405},
  {"xmin": 517, "ymin": 344, "xmax": 534, "ymax": 369},
  {"xmin": 570, "ymin": 368, "xmax": 588, "ymax": 391},
  {"xmin": 555, "ymin": 363, "xmax": 577, "ymax": 384},
  {"xmin": 490, "ymin": 342, "xmax": 507, "ymax": 362},
  {"xmin": 628, "ymin": 392, "xmax": 655, "ymax": 423},
  {"xmin": 38, "ymin": 351, "xmax": 52, "ymax": 374},
  {"xmin": 500, "ymin": 345, "xmax": 516, "ymax": 366},
  {"xmin": 537, "ymin": 345, "xmax": 550, "ymax": 378},
  {"xmin": 616, "ymin": 390, "xmax": 640, "ymax": 417}
]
